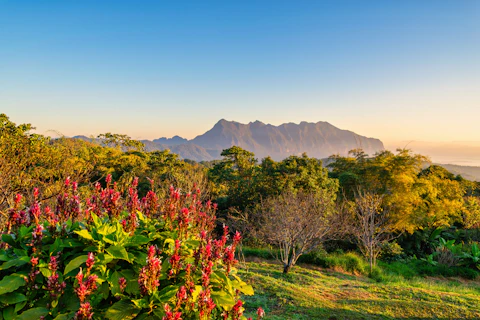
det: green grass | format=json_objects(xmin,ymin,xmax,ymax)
[{"xmin": 239, "ymin": 260, "xmax": 480, "ymax": 319}]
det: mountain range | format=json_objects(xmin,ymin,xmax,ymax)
[
  {"xmin": 71, "ymin": 119, "xmax": 480, "ymax": 181},
  {"xmin": 140, "ymin": 119, "xmax": 384, "ymax": 161}
]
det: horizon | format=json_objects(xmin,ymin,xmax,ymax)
[
  {"xmin": 14, "ymin": 115, "xmax": 480, "ymax": 167},
  {"xmin": 2, "ymin": 1, "xmax": 479, "ymax": 164}
]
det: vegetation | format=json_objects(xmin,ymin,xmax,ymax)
[
  {"xmin": 2, "ymin": 113, "xmax": 480, "ymax": 318},
  {"xmin": 240, "ymin": 260, "xmax": 480, "ymax": 320},
  {"xmin": 252, "ymin": 190, "xmax": 337, "ymax": 273},
  {"xmin": 0, "ymin": 177, "xmax": 258, "ymax": 319}
]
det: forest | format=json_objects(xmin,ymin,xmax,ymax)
[{"xmin": 1, "ymin": 113, "xmax": 480, "ymax": 319}]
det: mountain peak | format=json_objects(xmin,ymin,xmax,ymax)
[{"xmin": 190, "ymin": 119, "xmax": 384, "ymax": 160}]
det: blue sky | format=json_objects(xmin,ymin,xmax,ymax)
[{"xmin": 1, "ymin": 0, "xmax": 479, "ymax": 144}]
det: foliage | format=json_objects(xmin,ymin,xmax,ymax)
[
  {"xmin": 209, "ymin": 148, "xmax": 338, "ymax": 213},
  {"xmin": 0, "ymin": 177, "xmax": 260, "ymax": 320},
  {"xmin": 97, "ymin": 133, "xmax": 145, "ymax": 151},
  {"xmin": 462, "ymin": 196, "xmax": 480, "ymax": 229},
  {"xmin": 414, "ymin": 165, "xmax": 465, "ymax": 229},
  {"xmin": 0, "ymin": 114, "xmax": 98, "ymax": 226},
  {"xmin": 329, "ymin": 149, "xmax": 428, "ymax": 233},
  {"xmin": 419, "ymin": 236, "xmax": 480, "ymax": 271}
]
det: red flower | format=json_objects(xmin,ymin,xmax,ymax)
[
  {"xmin": 138, "ymin": 246, "xmax": 162, "ymax": 295},
  {"xmin": 118, "ymin": 277, "xmax": 127, "ymax": 293},
  {"xmin": 257, "ymin": 307, "xmax": 265, "ymax": 319},
  {"xmin": 75, "ymin": 302, "xmax": 93, "ymax": 320},
  {"xmin": 86, "ymin": 252, "xmax": 95, "ymax": 272},
  {"xmin": 75, "ymin": 269, "xmax": 98, "ymax": 303}
]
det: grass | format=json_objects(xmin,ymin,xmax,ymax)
[{"xmin": 239, "ymin": 260, "xmax": 480, "ymax": 319}]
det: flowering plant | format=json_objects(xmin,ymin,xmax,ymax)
[{"xmin": 0, "ymin": 176, "xmax": 261, "ymax": 320}]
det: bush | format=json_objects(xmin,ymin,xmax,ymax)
[
  {"xmin": 0, "ymin": 177, "xmax": 260, "ymax": 320},
  {"xmin": 379, "ymin": 241, "xmax": 404, "ymax": 261}
]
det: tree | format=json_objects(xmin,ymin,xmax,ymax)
[
  {"xmin": 462, "ymin": 196, "xmax": 480, "ymax": 229},
  {"xmin": 414, "ymin": 165, "xmax": 465, "ymax": 229},
  {"xmin": 329, "ymin": 148, "xmax": 428, "ymax": 233},
  {"xmin": 97, "ymin": 132, "xmax": 145, "ymax": 151},
  {"xmin": 0, "ymin": 114, "xmax": 97, "ymax": 227},
  {"xmin": 350, "ymin": 190, "xmax": 397, "ymax": 272},
  {"xmin": 208, "ymin": 146, "xmax": 260, "ymax": 211},
  {"xmin": 254, "ymin": 189, "xmax": 337, "ymax": 273}
]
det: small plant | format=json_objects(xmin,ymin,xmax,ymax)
[
  {"xmin": 421, "ymin": 254, "xmax": 438, "ymax": 266},
  {"xmin": 460, "ymin": 242, "xmax": 480, "ymax": 270}
]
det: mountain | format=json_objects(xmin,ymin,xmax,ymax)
[
  {"xmin": 153, "ymin": 136, "xmax": 188, "ymax": 146},
  {"xmin": 144, "ymin": 119, "xmax": 384, "ymax": 161},
  {"xmin": 190, "ymin": 119, "xmax": 384, "ymax": 160},
  {"xmin": 71, "ymin": 120, "xmax": 385, "ymax": 162}
]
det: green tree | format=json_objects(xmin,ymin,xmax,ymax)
[
  {"xmin": 414, "ymin": 165, "xmax": 465, "ymax": 229},
  {"xmin": 329, "ymin": 149, "xmax": 428, "ymax": 233},
  {"xmin": 209, "ymin": 146, "xmax": 260, "ymax": 211}
]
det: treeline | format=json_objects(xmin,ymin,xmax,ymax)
[{"xmin": 2, "ymin": 113, "xmax": 480, "ymax": 274}]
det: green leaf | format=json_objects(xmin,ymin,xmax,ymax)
[
  {"xmin": 53, "ymin": 314, "xmax": 71, "ymax": 320},
  {"xmin": 0, "ymin": 256, "xmax": 30, "ymax": 271},
  {"xmin": 155, "ymin": 285, "xmax": 178, "ymax": 302},
  {"xmin": 14, "ymin": 301, "xmax": 27, "ymax": 313},
  {"xmin": 236, "ymin": 282, "xmax": 254, "ymax": 296},
  {"xmin": 131, "ymin": 298, "xmax": 149, "ymax": 309},
  {"xmin": 12, "ymin": 249, "xmax": 27, "ymax": 258},
  {"xmin": 0, "ymin": 274, "xmax": 26, "ymax": 295},
  {"xmin": 105, "ymin": 299, "xmax": 141, "ymax": 320},
  {"xmin": 19, "ymin": 226, "xmax": 32, "ymax": 239},
  {"xmin": 75, "ymin": 229, "xmax": 95, "ymax": 241},
  {"xmin": 39, "ymin": 267, "xmax": 52, "ymax": 278},
  {"xmin": 211, "ymin": 291, "xmax": 236, "ymax": 310},
  {"xmin": 1, "ymin": 234, "xmax": 16, "ymax": 247},
  {"xmin": 231, "ymin": 275, "xmax": 254, "ymax": 295},
  {"xmin": 0, "ymin": 253, "xmax": 10, "ymax": 262},
  {"xmin": 49, "ymin": 238, "xmax": 62, "ymax": 255},
  {"xmin": 124, "ymin": 235, "xmax": 151, "ymax": 247},
  {"xmin": 61, "ymin": 239, "xmax": 84, "ymax": 248},
  {"xmin": 16, "ymin": 307, "xmax": 49, "ymax": 320},
  {"xmin": 0, "ymin": 292, "xmax": 26, "ymax": 305},
  {"xmin": 2, "ymin": 306, "xmax": 14, "ymax": 320},
  {"xmin": 106, "ymin": 246, "xmax": 130, "ymax": 262},
  {"xmin": 91, "ymin": 213, "xmax": 102, "ymax": 229},
  {"xmin": 63, "ymin": 255, "xmax": 88, "ymax": 276},
  {"xmin": 109, "ymin": 271, "xmax": 121, "ymax": 296},
  {"xmin": 101, "ymin": 281, "xmax": 110, "ymax": 299}
]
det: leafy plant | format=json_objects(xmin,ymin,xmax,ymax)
[
  {"xmin": 460, "ymin": 242, "xmax": 480, "ymax": 270},
  {"xmin": 0, "ymin": 177, "xmax": 263, "ymax": 320}
]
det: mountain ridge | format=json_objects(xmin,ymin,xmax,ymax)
[{"xmin": 142, "ymin": 119, "xmax": 385, "ymax": 161}]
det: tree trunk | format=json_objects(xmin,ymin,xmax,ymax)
[{"xmin": 283, "ymin": 263, "xmax": 292, "ymax": 274}]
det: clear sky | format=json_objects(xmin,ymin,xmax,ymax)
[{"xmin": 1, "ymin": 0, "xmax": 479, "ymax": 145}]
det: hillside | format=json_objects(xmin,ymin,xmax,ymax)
[{"xmin": 240, "ymin": 261, "xmax": 480, "ymax": 320}]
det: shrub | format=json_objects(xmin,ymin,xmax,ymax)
[
  {"xmin": 0, "ymin": 177, "xmax": 262, "ymax": 320},
  {"xmin": 379, "ymin": 241, "xmax": 404, "ymax": 261},
  {"xmin": 342, "ymin": 252, "xmax": 367, "ymax": 274}
]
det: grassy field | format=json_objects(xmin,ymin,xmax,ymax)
[{"xmin": 239, "ymin": 260, "xmax": 480, "ymax": 320}]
